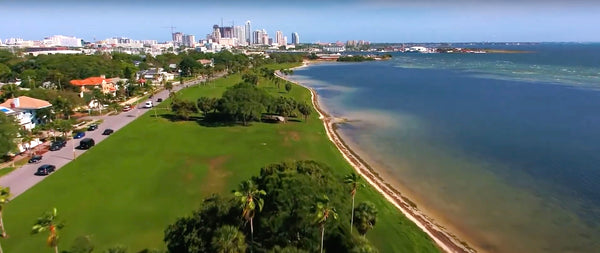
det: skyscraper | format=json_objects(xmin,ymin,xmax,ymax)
[
  {"xmin": 275, "ymin": 31, "xmax": 284, "ymax": 46},
  {"xmin": 252, "ymin": 30, "xmax": 263, "ymax": 45},
  {"xmin": 172, "ymin": 32, "xmax": 183, "ymax": 45},
  {"xmin": 212, "ymin": 25, "xmax": 221, "ymax": 43},
  {"xmin": 291, "ymin": 32, "xmax": 299, "ymax": 45},
  {"xmin": 245, "ymin": 20, "xmax": 252, "ymax": 44},
  {"xmin": 183, "ymin": 34, "xmax": 196, "ymax": 47},
  {"xmin": 234, "ymin": 25, "xmax": 246, "ymax": 46}
]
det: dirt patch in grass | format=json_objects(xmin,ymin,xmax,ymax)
[
  {"xmin": 279, "ymin": 130, "xmax": 301, "ymax": 146},
  {"xmin": 200, "ymin": 155, "xmax": 232, "ymax": 194}
]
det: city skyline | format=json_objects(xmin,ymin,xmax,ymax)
[{"xmin": 1, "ymin": 0, "xmax": 600, "ymax": 43}]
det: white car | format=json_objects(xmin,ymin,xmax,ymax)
[{"xmin": 144, "ymin": 101, "xmax": 153, "ymax": 108}]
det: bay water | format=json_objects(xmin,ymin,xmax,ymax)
[{"xmin": 288, "ymin": 43, "xmax": 600, "ymax": 253}]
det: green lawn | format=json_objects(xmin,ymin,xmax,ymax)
[{"xmin": 3, "ymin": 66, "xmax": 439, "ymax": 253}]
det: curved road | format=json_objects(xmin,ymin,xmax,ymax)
[{"xmin": 0, "ymin": 78, "xmax": 203, "ymax": 199}]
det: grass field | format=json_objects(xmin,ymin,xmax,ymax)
[{"xmin": 3, "ymin": 64, "xmax": 439, "ymax": 253}]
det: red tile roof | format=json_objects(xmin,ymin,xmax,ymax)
[{"xmin": 70, "ymin": 77, "xmax": 112, "ymax": 86}]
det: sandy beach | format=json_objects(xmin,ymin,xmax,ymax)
[{"xmin": 276, "ymin": 61, "xmax": 476, "ymax": 253}]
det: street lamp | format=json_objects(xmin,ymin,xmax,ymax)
[{"xmin": 178, "ymin": 69, "xmax": 183, "ymax": 85}]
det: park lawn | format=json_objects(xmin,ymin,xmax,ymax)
[{"xmin": 4, "ymin": 68, "xmax": 439, "ymax": 253}]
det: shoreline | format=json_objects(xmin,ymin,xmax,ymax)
[{"xmin": 276, "ymin": 62, "xmax": 476, "ymax": 253}]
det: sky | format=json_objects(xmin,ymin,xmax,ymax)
[{"xmin": 1, "ymin": 0, "xmax": 599, "ymax": 43}]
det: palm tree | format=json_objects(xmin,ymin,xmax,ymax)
[
  {"xmin": 0, "ymin": 186, "xmax": 10, "ymax": 253},
  {"xmin": 32, "ymin": 208, "xmax": 64, "ymax": 253},
  {"xmin": 344, "ymin": 173, "xmax": 364, "ymax": 234},
  {"xmin": 314, "ymin": 195, "xmax": 338, "ymax": 253},
  {"xmin": 353, "ymin": 202, "xmax": 378, "ymax": 236},
  {"xmin": 211, "ymin": 225, "xmax": 247, "ymax": 253},
  {"xmin": 233, "ymin": 180, "xmax": 266, "ymax": 244}
]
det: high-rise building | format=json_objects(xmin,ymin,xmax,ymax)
[
  {"xmin": 219, "ymin": 26, "xmax": 234, "ymax": 38},
  {"xmin": 252, "ymin": 30, "xmax": 263, "ymax": 45},
  {"xmin": 262, "ymin": 29, "xmax": 268, "ymax": 45},
  {"xmin": 245, "ymin": 20, "xmax": 252, "ymax": 44},
  {"xmin": 234, "ymin": 26, "xmax": 246, "ymax": 46},
  {"xmin": 212, "ymin": 25, "xmax": 221, "ymax": 43},
  {"xmin": 172, "ymin": 32, "xmax": 183, "ymax": 45},
  {"xmin": 183, "ymin": 34, "xmax": 196, "ymax": 47},
  {"xmin": 275, "ymin": 31, "xmax": 284, "ymax": 46},
  {"xmin": 291, "ymin": 32, "xmax": 299, "ymax": 45}
]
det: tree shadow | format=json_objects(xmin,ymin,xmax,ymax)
[
  {"xmin": 195, "ymin": 113, "xmax": 237, "ymax": 127},
  {"xmin": 158, "ymin": 114, "xmax": 203, "ymax": 122}
]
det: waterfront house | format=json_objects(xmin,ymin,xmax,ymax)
[{"xmin": 70, "ymin": 75, "xmax": 117, "ymax": 97}]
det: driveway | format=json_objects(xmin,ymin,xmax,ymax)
[{"xmin": 0, "ymin": 78, "xmax": 199, "ymax": 199}]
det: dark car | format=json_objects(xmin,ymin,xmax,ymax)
[
  {"xmin": 76, "ymin": 138, "xmax": 95, "ymax": 150},
  {"xmin": 28, "ymin": 155, "xmax": 43, "ymax": 164},
  {"xmin": 49, "ymin": 139, "xmax": 67, "ymax": 151},
  {"xmin": 102, "ymin": 129, "xmax": 114, "ymax": 135},
  {"xmin": 87, "ymin": 124, "xmax": 98, "ymax": 131},
  {"xmin": 157, "ymin": 98, "xmax": 163, "ymax": 102},
  {"xmin": 35, "ymin": 164, "xmax": 56, "ymax": 176},
  {"xmin": 74, "ymin": 132, "xmax": 85, "ymax": 139}
]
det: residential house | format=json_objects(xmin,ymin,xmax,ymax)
[
  {"xmin": 69, "ymin": 75, "xmax": 117, "ymax": 97},
  {"xmin": 0, "ymin": 96, "xmax": 52, "ymax": 153},
  {"xmin": 0, "ymin": 96, "xmax": 52, "ymax": 130},
  {"xmin": 136, "ymin": 68, "xmax": 175, "ymax": 84},
  {"xmin": 196, "ymin": 59, "xmax": 214, "ymax": 67}
]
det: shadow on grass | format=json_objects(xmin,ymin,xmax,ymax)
[{"xmin": 156, "ymin": 113, "xmax": 238, "ymax": 127}]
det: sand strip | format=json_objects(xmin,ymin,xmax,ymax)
[{"xmin": 276, "ymin": 63, "xmax": 476, "ymax": 253}]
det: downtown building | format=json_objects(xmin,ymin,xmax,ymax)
[
  {"xmin": 275, "ymin": 31, "xmax": 285, "ymax": 46},
  {"xmin": 183, "ymin": 34, "xmax": 196, "ymax": 47},
  {"xmin": 292, "ymin": 32, "xmax": 300, "ymax": 45},
  {"xmin": 245, "ymin": 21, "xmax": 252, "ymax": 44},
  {"xmin": 172, "ymin": 32, "xmax": 183, "ymax": 46}
]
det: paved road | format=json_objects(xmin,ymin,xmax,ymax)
[{"xmin": 0, "ymin": 79, "xmax": 198, "ymax": 199}]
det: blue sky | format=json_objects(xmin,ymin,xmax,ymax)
[{"xmin": 1, "ymin": 0, "xmax": 599, "ymax": 43}]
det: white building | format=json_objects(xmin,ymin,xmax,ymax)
[
  {"xmin": 323, "ymin": 45, "xmax": 346, "ymax": 52},
  {"xmin": 0, "ymin": 96, "xmax": 52, "ymax": 131},
  {"xmin": 234, "ymin": 26, "xmax": 246, "ymax": 46},
  {"xmin": 44, "ymin": 35, "xmax": 83, "ymax": 47}
]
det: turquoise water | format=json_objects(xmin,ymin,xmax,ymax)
[{"xmin": 288, "ymin": 44, "xmax": 600, "ymax": 253}]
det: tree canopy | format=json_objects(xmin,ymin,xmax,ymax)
[
  {"xmin": 165, "ymin": 161, "xmax": 378, "ymax": 253},
  {"xmin": 0, "ymin": 112, "xmax": 19, "ymax": 155}
]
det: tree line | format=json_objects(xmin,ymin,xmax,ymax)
[{"xmin": 171, "ymin": 82, "xmax": 311, "ymax": 125}]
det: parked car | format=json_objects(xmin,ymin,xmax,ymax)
[
  {"xmin": 77, "ymin": 138, "xmax": 95, "ymax": 150},
  {"xmin": 88, "ymin": 124, "xmax": 98, "ymax": 131},
  {"xmin": 157, "ymin": 98, "xmax": 163, "ymax": 102},
  {"xmin": 74, "ymin": 132, "xmax": 85, "ymax": 139},
  {"xmin": 51, "ymin": 139, "xmax": 67, "ymax": 147},
  {"xmin": 28, "ymin": 155, "xmax": 43, "ymax": 164},
  {"xmin": 102, "ymin": 129, "xmax": 114, "ymax": 135},
  {"xmin": 122, "ymin": 105, "xmax": 132, "ymax": 112},
  {"xmin": 35, "ymin": 164, "xmax": 56, "ymax": 176},
  {"xmin": 49, "ymin": 139, "xmax": 66, "ymax": 151},
  {"xmin": 144, "ymin": 101, "xmax": 153, "ymax": 108}
]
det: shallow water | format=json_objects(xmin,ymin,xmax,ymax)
[{"xmin": 288, "ymin": 44, "xmax": 600, "ymax": 253}]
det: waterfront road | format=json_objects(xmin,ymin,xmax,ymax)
[{"xmin": 0, "ymin": 77, "xmax": 206, "ymax": 199}]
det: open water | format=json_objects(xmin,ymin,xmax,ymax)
[{"xmin": 288, "ymin": 43, "xmax": 600, "ymax": 253}]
